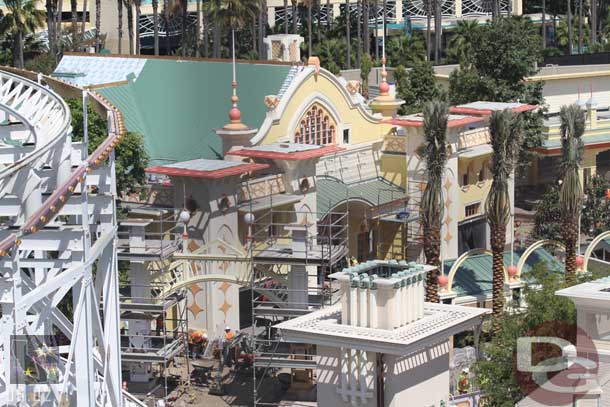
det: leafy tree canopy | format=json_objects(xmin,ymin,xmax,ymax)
[
  {"xmin": 394, "ymin": 61, "xmax": 445, "ymax": 115},
  {"xmin": 67, "ymin": 99, "xmax": 148, "ymax": 194},
  {"xmin": 581, "ymin": 175, "xmax": 610, "ymax": 237},
  {"xmin": 534, "ymin": 186, "xmax": 562, "ymax": 240},
  {"xmin": 476, "ymin": 262, "xmax": 608, "ymax": 406},
  {"xmin": 448, "ymin": 16, "xmax": 545, "ymax": 178}
]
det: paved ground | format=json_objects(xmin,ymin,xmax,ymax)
[{"xmin": 135, "ymin": 357, "xmax": 315, "ymax": 406}]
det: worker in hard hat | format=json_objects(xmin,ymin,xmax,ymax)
[
  {"xmin": 458, "ymin": 368, "xmax": 470, "ymax": 394},
  {"xmin": 221, "ymin": 326, "xmax": 235, "ymax": 368},
  {"xmin": 224, "ymin": 326, "xmax": 235, "ymax": 341}
]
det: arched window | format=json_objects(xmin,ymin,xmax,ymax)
[{"xmin": 294, "ymin": 103, "xmax": 337, "ymax": 145}]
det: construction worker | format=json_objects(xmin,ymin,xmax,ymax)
[
  {"xmin": 458, "ymin": 368, "xmax": 470, "ymax": 394},
  {"xmin": 224, "ymin": 326, "xmax": 235, "ymax": 341}
]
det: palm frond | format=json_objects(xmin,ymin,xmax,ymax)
[
  {"xmin": 485, "ymin": 109, "xmax": 523, "ymax": 228},
  {"xmin": 559, "ymin": 104, "xmax": 585, "ymax": 218},
  {"xmin": 420, "ymin": 100, "xmax": 449, "ymax": 227}
]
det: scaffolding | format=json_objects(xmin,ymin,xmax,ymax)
[
  {"xmin": 247, "ymin": 207, "xmax": 348, "ymax": 406},
  {"xmin": 116, "ymin": 204, "xmax": 191, "ymax": 404}
]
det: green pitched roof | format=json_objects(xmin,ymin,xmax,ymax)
[
  {"xmin": 542, "ymin": 131, "xmax": 610, "ymax": 150},
  {"xmin": 443, "ymin": 249, "xmax": 564, "ymax": 297},
  {"xmin": 80, "ymin": 57, "xmax": 291, "ymax": 165},
  {"xmin": 316, "ymin": 176, "xmax": 406, "ymax": 216}
]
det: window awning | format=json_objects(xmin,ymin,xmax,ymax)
[{"xmin": 458, "ymin": 144, "xmax": 493, "ymax": 159}]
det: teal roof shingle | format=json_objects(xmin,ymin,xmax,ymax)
[
  {"xmin": 443, "ymin": 249, "xmax": 564, "ymax": 297},
  {"xmin": 316, "ymin": 176, "xmax": 406, "ymax": 217},
  {"xmin": 55, "ymin": 55, "xmax": 292, "ymax": 165}
]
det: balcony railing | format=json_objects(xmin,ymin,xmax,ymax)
[
  {"xmin": 382, "ymin": 134, "xmax": 407, "ymax": 154},
  {"xmin": 458, "ymin": 128, "xmax": 490, "ymax": 150},
  {"xmin": 237, "ymin": 173, "xmax": 286, "ymax": 203}
]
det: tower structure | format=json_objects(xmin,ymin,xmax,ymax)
[{"xmin": 278, "ymin": 260, "xmax": 489, "ymax": 407}]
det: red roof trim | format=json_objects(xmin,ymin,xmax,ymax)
[
  {"xmin": 449, "ymin": 104, "xmax": 537, "ymax": 116},
  {"xmin": 145, "ymin": 162, "xmax": 270, "ymax": 179},
  {"xmin": 227, "ymin": 145, "xmax": 345, "ymax": 161},
  {"xmin": 383, "ymin": 115, "xmax": 485, "ymax": 128},
  {"xmin": 534, "ymin": 141, "xmax": 610, "ymax": 155}
]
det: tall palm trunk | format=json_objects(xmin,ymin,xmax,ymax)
[
  {"xmin": 13, "ymin": 30, "xmax": 24, "ymax": 68},
  {"xmin": 591, "ymin": 0, "xmax": 597, "ymax": 44},
  {"xmin": 195, "ymin": 0, "xmax": 201, "ymax": 56},
  {"xmin": 81, "ymin": 0, "xmax": 88, "ymax": 42},
  {"xmin": 164, "ymin": 0, "xmax": 170, "ymax": 54},
  {"xmin": 56, "ymin": 0, "xmax": 63, "ymax": 54},
  {"xmin": 326, "ymin": 0, "xmax": 331, "ymax": 34},
  {"xmin": 203, "ymin": 13, "xmax": 209, "ymax": 57},
  {"xmin": 346, "ymin": 0, "xmax": 351, "ymax": 68},
  {"xmin": 284, "ymin": 0, "xmax": 289, "ymax": 33},
  {"xmin": 153, "ymin": 0, "xmax": 159, "ymax": 55},
  {"xmin": 577, "ymin": 0, "xmax": 582, "ymax": 54},
  {"xmin": 490, "ymin": 223, "xmax": 506, "ymax": 327},
  {"xmin": 252, "ymin": 15, "xmax": 257, "ymax": 56},
  {"xmin": 181, "ymin": 0, "xmax": 187, "ymax": 57},
  {"xmin": 316, "ymin": 0, "xmax": 321, "ymax": 42},
  {"xmin": 46, "ymin": 0, "xmax": 56, "ymax": 58},
  {"xmin": 541, "ymin": 0, "xmax": 546, "ymax": 48},
  {"xmin": 292, "ymin": 0, "xmax": 298, "ymax": 34},
  {"xmin": 356, "ymin": 0, "xmax": 361, "ymax": 67},
  {"xmin": 374, "ymin": 0, "xmax": 378, "ymax": 60},
  {"xmin": 135, "ymin": 1, "xmax": 141, "ymax": 54},
  {"xmin": 363, "ymin": 0, "xmax": 369, "ymax": 55},
  {"xmin": 71, "ymin": 0, "xmax": 78, "ymax": 50},
  {"xmin": 126, "ymin": 1, "xmax": 134, "ymax": 54},
  {"xmin": 423, "ymin": 224, "xmax": 441, "ymax": 302},
  {"xmin": 308, "ymin": 2, "xmax": 312, "ymax": 55},
  {"xmin": 567, "ymin": 0, "xmax": 573, "ymax": 55},
  {"xmin": 434, "ymin": 0, "xmax": 441, "ymax": 64},
  {"xmin": 426, "ymin": 0, "xmax": 431, "ymax": 61},
  {"xmin": 118, "ymin": 0, "xmax": 123, "ymax": 53},
  {"xmin": 95, "ymin": 0, "xmax": 101, "ymax": 52}
]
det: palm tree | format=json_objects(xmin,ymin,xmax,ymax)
[
  {"xmin": 486, "ymin": 110, "xmax": 523, "ymax": 328},
  {"xmin": 568, "ymin": 0, "xmax": 573, "ymax": 55},
  {"xmin": 541, "ymin": 0, "xmax": 546, "ymax": 48},
  {"xmin": 284, "ymin": 0, "xmax": 289, "ymax": 33},
  {"xmin": 303, "ymin": 0, "xmax": 313, "ymax": 55},
  {"xmin": 71, "ymin": 0, "xmax": 78, "ymax": 50},
  {"xmin": 153, "ymin": 0, "xmax": 160, "ymax": 55},
  {"xmin": 446, "ymin": 19, "xmax": 479, "ymax": 66},
  {"xmin": 425, "ymin": 0, "xmax": 431, "ymax": 61},
  {"xmin": 420, "ymin": 100, "xmax": 449, "ymax": 303},
  {"xmin": 118, "ymin": 0, "xmax": 123, "ymax": 53},
  {"xmin": 81, "ymin": 0, "xmax": 88, "ymax": 39},
  {"xmin": 46, "ymin": 0, "xmax": 57, "ymax": 58},
  {"xmin": 291, "ymin": 0, "xmax": 298, "ymax": 34},
  {"xmin": 356, "ymin": 0, "xmax": 361, "ymax": 66},
  {"xmin": 124, "ymin": 0, "xmax": 134, "ymax": 54},
  {"xmin": 559, "ymin": 104, "xmax": 585, "ymax": 284},
  {"xmin": 0, "ymin": 0, "xmax": 45, "ymax": 68},
  {"xmin": 95, "ymin": 0, "xmax": 101, "ymax": 51},
  {"xmin": 164, "ymin": 0, "xmax": 170, "ymax": 54},
  {"xmin": 363, "ymin": 0, "xmax": 369, "ymax": 55},
  {"xmin": 385, "ymin": 33, "xmax": 426, "ymax": 67},
  {"xmin": 433, "ymin": 0, "xmax": 441, "ymax": 64},
  {"xmin": 135, "ymin": 0, "xmax": 142, "ymax": 54},
  {"xmin": 196, "ymin": 0, "xmax": 201, "ymax": 56},
  {"xmin": 179, "ymin": 0, "xmax": 188, "ymax": 57},
  {"xmin": 345, "ymin": 0, "xmax": 351, "ymax": 68}
]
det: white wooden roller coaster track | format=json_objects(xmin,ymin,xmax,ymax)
[{"xmin": 0, "ymin": 68, "xmax": 140, "ymax": 406}]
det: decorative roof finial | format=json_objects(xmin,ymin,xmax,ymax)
[
  {"xmin": 225, "ymin": 29, "xmax": 245, "ymax": 129},
  {"xmin": 379, "ymin": 18, "xmax": 390, "ymax": 96}
]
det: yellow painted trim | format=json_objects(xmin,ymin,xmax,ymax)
[
  {"xmin": 516, "ymin": 239, "xmax": 565, "ymax": 276},
  {"xmin": 583, "ymin": 231, "xmax": 610, "ymax": 272},
  {"xmin": 445, "ymin": 248, "xmax": 508, "ymax": 293}
]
